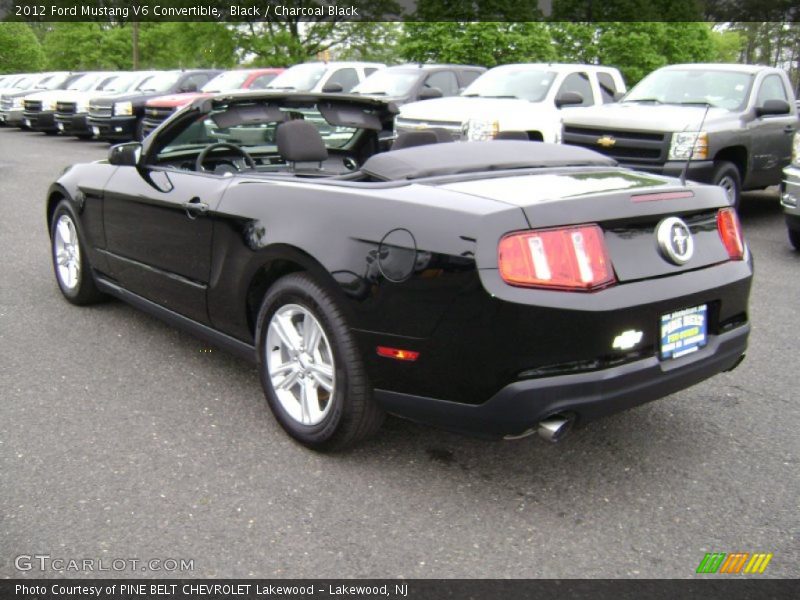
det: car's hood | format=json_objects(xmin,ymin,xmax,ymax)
[
  {"xmin": 21, "ymin": 90, "xmax": 64, "ymax": 103},
  {"xmin": 55, "ymin": 89, "xmax": 119, "ymax": 103},
  {"xmin": 91, "ymin": 90, "xmax": 166, "ymax": 106},
  {"xmin": 563, "ymin": 102, "xmax": 732, "ymax": 132},
  {"xmin": 146, "ymin": 92, "xmax": 211, "ymax": 108},
  {"xmin": 399, "ymin": 96, "xmax": 552, "ymax": 122}
]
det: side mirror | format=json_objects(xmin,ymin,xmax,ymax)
[
  {"xmin": 756, "ymin": 98, "xmax": 790, "ymax": 117},
  {"xmin": 555, "ymin": 91, "xmax": 584, "ymax": 108},
  {"xmin": 418, "ymin": 87, "xmax": 444, "ymax": 100},
  {"xmin": 108, "ymin": 142, "xmax": 142, "ymax": 166},
  {"xmin": 322, "ymin": 82, "xmax": 344, "ymax": 93},
  {"xmin": 180, "ymin": 82, "xmax": 198, "ymax": 93}
]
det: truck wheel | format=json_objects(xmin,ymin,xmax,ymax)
[
  {"xmin": 255, "ymin": 273, "xmax": 384, "ymax": 450},
  {"xmin": 712, "ymin": 161, "xmax": 741, "ymax": 209},
  {"xmin": 789, "ymin": 228, "xmax": 800, "ymax": 251}
]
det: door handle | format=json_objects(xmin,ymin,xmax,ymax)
[{"xmin": 183, "ymin": 197, "xmax": 208, "ymax": 219}]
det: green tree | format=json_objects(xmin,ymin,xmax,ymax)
[
  {"xmin": 399, "ymin": 22, "xmax": 556, "ymax": 67},
  {"xmin": 0, "ymin": 22, "xmax": 46, "ymax": 73},
  {"xmin": 42, "ymin": 23, "xmax": 130, "ymax": 70},
  {"xmin": 596, "ymin": 22, "xmax": 715, "ymax": 85},
  {"xmin": 137, "ymin": 22, "xmax": 238, "ymax": 69}
]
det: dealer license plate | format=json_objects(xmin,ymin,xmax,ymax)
[
  {"xmin": 57, "ymin": 122, "xmax": 64, "ymax": 131},
  {"xmin": 92, "ymin": 126, "xmax": 100, "ymax": 136},
  {"xmin": 660, "ymin": 304, "xmax": 707, "ymax": 360},
  {"xmin": 24, "ymin": 119, "xmax": 31, "ymax": 127}
]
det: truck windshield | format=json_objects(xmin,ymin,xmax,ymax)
[
  {"xmin": 138, "ymin": 72, "xmax": 182, "ymax": 93},
  {"xmin": 353, "ymin": 71, "xmax": 418, "ymax": 96},
  {"xmin": 624, "ymin": 69, "xmax": 754, "ymax": 111},
  {"xmin": 267, "ymin": 64, "xmax": 327, "ymax": 91},
  {"xmin": 461, "ymin": 67, "xmax": 556, "ymax": 102},
  {"xmin": 202, "ymin": 71, "xmax": 250, "ymax": 92}
]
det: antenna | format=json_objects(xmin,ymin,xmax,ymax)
[{"xmin": 680, "ymin": 104, "xmax": 710, "ymax": 187}]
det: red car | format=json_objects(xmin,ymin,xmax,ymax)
[{"xmin": 140, "ymin": 68, "xmax": 283, "ymax": 137}]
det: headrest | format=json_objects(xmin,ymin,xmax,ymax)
[{"xmin": 276, "ymin": 119, "xmax": 329, "ymax": 162}]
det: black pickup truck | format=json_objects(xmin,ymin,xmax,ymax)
[
  {"xmin": 562, "ymin": 64, "xmax": 798, "ymax": 207},
  {"xmin": 86, "ymin": 69, "xmax": 220, "ymax": 141}
]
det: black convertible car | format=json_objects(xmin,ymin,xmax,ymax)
[{"xmin": 47, "ymin": 91, "xmax": 752, "ymax": 450}]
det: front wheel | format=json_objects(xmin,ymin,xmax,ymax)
[
  {"xmin": 255, "ymin": 273, "xmax": 384, "ymax": 450},
  {"xmin": 712, "ymin": 161, "xmax": 741, "ymax": 209},
  {"xmin": 50, "ymin": 201, "xmax": 105, "ymax": 305},
  {"xmin": 789, "ymin": 228, "xmax": 800, "ymax": 251}
]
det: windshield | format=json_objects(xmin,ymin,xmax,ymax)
[
  {"xmin": 352, "ymin": 71, "xmax": 418, "ymax": 96},
  {"xmin": 67, "ymin": 73, "xmax": 105, "ymax": 91},
  {"xmin": 462, "ymin": 67, "xmax": 556, "ymax": 101},
  {"xmin": 40, "ymin": 73, "xmax": 71, "ymax": 90},
  {"xmin": 202, "ymin": 71, "xmax": 250, "ymax": 92},
  {"xmin": 138, "ymin": 72, "xmax": 181, "ymax": 93},
  {"xmin": 159, "ymin": 103, "xmax": 361, "ymax": 157},
  {"xmin": 624, "ymin": 69, "xmax": 754, "ymax": 110},
  {"xmin": 101, "ymin": 72, "xmax": 139, "ymax": 93},
  {"xmin": 267, "ymin": 64, "xmax": 327, "ymax": 91}
]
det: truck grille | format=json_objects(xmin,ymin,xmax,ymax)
[
  {"xmin": 395, "ymin": 117, "xmax": 464, "ymax": 140},
  {"xmin": 24, "ymin": 100, "xmax": 42, "ymax": 113},
  {"xmin": 89, "ymin": 104, "xmax": 112, "ymax": 118},
  {"xmin": 56, "ymin": 101, "xmax": 76, "ymax": 115},
  {"xmin": 145, "ymin": 106, "xmax": 174, "ymax": 121},
  {"xmin": 562, "ymin": 125, "xmax": 669, "ymax": 165}
]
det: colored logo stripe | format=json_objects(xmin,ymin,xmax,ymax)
[{"xmin": 697, "ymin": 552, "xmax": 773, "ymax": 574}]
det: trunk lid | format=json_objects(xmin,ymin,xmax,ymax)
[{"xmin": 440, "ymin": 168, "xmax": 734, "ymax": 282}]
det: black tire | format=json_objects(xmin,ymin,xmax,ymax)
[
  {"xmin": 255, "ymin": 273, "xmax": 384, "ymax": 450},
  {"xmin": 789, "ymin": 228, "xmax": 800, "ymax": 251},
  {"xmin": 50, "ymin": 200, "xmax": 105, "ymax": 305},
  {"xmin": 712, "ymin": 160, "xmax": 742, "ymax": 209}
]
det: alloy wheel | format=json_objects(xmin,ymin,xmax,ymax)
[{"xmin": 265, "ymin": 304, "xmax": 336, "ymax": 426}]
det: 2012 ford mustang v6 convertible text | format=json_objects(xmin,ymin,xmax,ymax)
[{"xmin": 47, "ymin": 91, "xmax": 752, "ymax": 450}]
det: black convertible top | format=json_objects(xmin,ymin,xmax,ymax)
[{"xmin": 361, "ymin": 141, "xmax": 617, "ymax": 181}]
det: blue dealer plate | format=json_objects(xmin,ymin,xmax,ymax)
[{"xmin": 660, "ymin": 304, "xmax": 708, "ymax": 359}]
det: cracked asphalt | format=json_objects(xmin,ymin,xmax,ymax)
[{"xmin": 0, "ymin": 128, "xmax": 797, "ymax": 579}]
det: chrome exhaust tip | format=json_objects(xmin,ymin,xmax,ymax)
[{"xmin": 537, "ymin": 415, "xmax": 573, "ymax": 443}]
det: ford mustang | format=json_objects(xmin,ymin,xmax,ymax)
[{"xmin": 46, "ymin": 92, "xmax": 752, "ymax": 450}]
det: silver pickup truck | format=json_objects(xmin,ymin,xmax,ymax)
[{"xmin": 562, "ymin": 63, "xmax": 798, "ymax": 207}]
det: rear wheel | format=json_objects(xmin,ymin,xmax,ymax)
[
  {"xmin": 50, "ymin": 201, "xmax": 105, "ymax": 305},
  {"xmin": 789, "ymin": 228, "xmax": 800, "ymax": 251},
  {"xmin": 712, "ymin": 161, "xmax": 741, "ymax": 209},
  {"xmin": 255, "ymin": 273, "xmax": 384, "ymax": 450}
]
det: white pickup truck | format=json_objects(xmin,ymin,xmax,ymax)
[{"xmin": 395, "ymin": 63, "xmax": 626, "ymax": 142}]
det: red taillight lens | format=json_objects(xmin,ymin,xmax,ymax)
[
  {"xmin": 498, "ymin": 224, "xmax": 616, "ymax": 291},
  {"xmin": 716, "ymin": 208, "xmax": 745, "ymax": 260}
]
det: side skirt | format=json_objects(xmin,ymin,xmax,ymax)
[{"xmin": 95, "ymin": 275, "xmax": 257, "ymax": 363}]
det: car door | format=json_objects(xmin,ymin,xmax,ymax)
[
  {"xmin": 748, "ymin": 73, "xmax": 796, "ymax": 188},
  {"xmin": 101, "ymin": 158, "xmax": 233, "ymax": 324}
]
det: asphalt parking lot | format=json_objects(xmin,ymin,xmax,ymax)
[{"xmin": 0, "ymin": 128, "xmax": 797, "ymax": 579}]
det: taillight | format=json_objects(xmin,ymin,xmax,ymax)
[
  {"xmin": 498, "ymin": 224, "xmax": 616, "ymax": 291},
  {"xmin": 716, "ymin": 208, "xmax": 745, "ymax": 260}
]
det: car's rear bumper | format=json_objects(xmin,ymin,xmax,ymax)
[
  {"xmin": 619, "ymin": 160, "xmax": 716, "ymax": 184},
  {"xmin": 87, "ymin": 115, "xmax": 136, "ymax": 140},
  {"xmin": 375, "ymin": 322, "xmax": 749, "ymax": 438}
]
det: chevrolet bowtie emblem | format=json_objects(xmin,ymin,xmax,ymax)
[{"xmin": 597, "ymin": 135, "xmax": 616, "ymax": 148}]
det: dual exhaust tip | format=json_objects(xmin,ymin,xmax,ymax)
[{"xmin": 504, "ymin": 414, "xmax": 574, "ymax": 443}]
